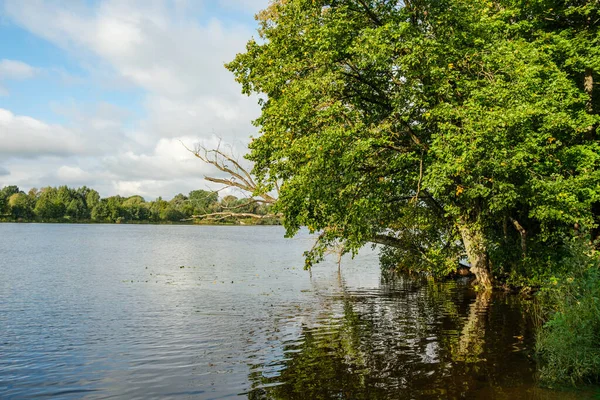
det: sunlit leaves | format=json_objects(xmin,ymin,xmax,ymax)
[{"xmin": 228, "ymin": 0, "xmax": 599, "ymax": 282}]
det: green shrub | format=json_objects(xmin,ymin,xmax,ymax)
[{"xmin": 536, "ymin": 253, "xmax": 600, "ymax": 384}]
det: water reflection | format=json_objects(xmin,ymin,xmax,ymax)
[
  {"xmin": 246, "ymin": 276, "xmax": 589, "ymax": 399},
  {"xmin": 455, "ymin": 288, "xmax": 491, "ymax": 363}
]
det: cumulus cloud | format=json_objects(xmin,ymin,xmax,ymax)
[
  {"xmin": 142, "ymin": 95, "xmax": 259, "ymax": 143},
  {"xmin": 0, "ymin": 108, "xmax": 85, "ymax": 157},
  {"xmin": 99, "ymin": 135, "xmax": 249, "ymax": 198},
  {"xmin": 56, "ymin": 166, "xmax": 93, "ymax": 183},
  {"xmin": 102, "ymin": 136, "xmax": 213, "ymax": 181},
  {"xmin": 0, "ymin": 106, "xmax": 136, "ymax": 159},
  {"xmin": 1, "ymin": 0, "xmax": 268, "ymax": 198},
  {"xmin": 0, "ymin": 157, "xmax": 106, "ymax": 192}
]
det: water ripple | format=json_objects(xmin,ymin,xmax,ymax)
[{"xmin": 0, "ymin": 224, "xmax": 597, "ymax": 399}]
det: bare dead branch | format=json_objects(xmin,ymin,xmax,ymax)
[
  {"xmin": 192, "ymin": 142, "xmax": 254, "ymax": 189},
  {"xmin": 204, "ymin": 177, "xmax": 255, "ymax": 195},
  {"xmin": 209, "ymin": 144, "xmax": 257, "ymax": 187},
  {"xmin": 186, "ymin": 211, "xmax": 282, "ymax": 221},
  {"xmin": 509, "ymin": 217, "xmax": 527, "ymax": 258},
  {"xmin": 220, "ymin": 198, "xmax": 270, "ymax": 211},
  {"xmin": 182, "ymin": 139, "xmax": 278, "ymax": 205}
]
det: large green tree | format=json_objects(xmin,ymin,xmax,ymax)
[
  {"xmin": 227, "ymin": 0, "xmax": 600, "ymax": 288},
  {"xmin": 189, "ymin": 189, "xmax": 219, "ymax": 215},
  {"xmin": 35, "ymin": 187, "xmax": 67, "ymax": 220},
  {"xmin": 8, "ymin": 192, "xmax": 34, "ymax": 220},
  {"xmin": 0, "ymin": 185, "xmax": 20, "ymax": 215}
]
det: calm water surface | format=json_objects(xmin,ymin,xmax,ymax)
[{"xmin": 0, "ymin": 224, "xmax": 597, "ymax": 399}]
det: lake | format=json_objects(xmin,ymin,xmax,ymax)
[{"xmin": 0, "ymin": 224, "xmax": 597, "ymax": 399}]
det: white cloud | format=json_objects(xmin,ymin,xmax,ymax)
[
  {"xmin": 0, "ymin": 108, "xmax": 85, "ymax": 157},
  {"xmin": 98, "ymin": 135, "xmax": 249, "ymax": 198},
  {"xmin": 0, "ymin": 105, "xmax": 137, "ymax": 160},
  {"xmin": 56, "ymin": 165, "xmax": 92, "ymax": 183},
  {"xmin": 0, "ymin": 59, "xmax": 39, "ymax": 95},
  {"xmin": 0, "ymin": 0, "xmax": 269, "ymax": 197},
  {"xmin": 49, "ymin": 67, "xmax": 87, "ymax": 86},
  {"xmin": 0, "ymin": 128, "xmax": 243, "ymax": 198},
  {"xmin": 0, "ymin": 59, "xmax": 38, "ymax": 80},
  {"xmin": 0, "ymin": 157, "xmax": 109, "ymax": 193},
  {"xmin": 101, "ymin": 135, "xmax": 224, "ymax": 181},
  {"xmin": 142, "ymin": 94, "xmax": 259, "ymax": 141}
]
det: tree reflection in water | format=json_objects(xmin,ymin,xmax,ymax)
[{"xmin": 246, "ymin": 275, "xmax": 591, "ymax": 399}]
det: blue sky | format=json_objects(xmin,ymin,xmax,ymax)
[
  {"xmin": 0, "ymin": 23, "xmax": 144, "ymax": 125},
  {"xmin": 0, "ymin": 0, "xmax": 268, "ymax": 198}
]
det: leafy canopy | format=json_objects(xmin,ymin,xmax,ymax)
[{"xmin": 227, "ymin": 0, "xmax": 600, "ymax": 284}]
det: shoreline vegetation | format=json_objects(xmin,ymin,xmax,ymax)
[
  {"xmin": 0, "ymin": 185, "xmax": 281, "ymax": 226},
  {"xmin": 0, "ymin": 219, "xmax": 280, "ymax": 226}
]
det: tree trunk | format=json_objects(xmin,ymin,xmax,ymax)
[
  {"xmin": 584, "ymin": 68, "xmax": 599, "ymax": 244},
  {"xmin": 584, "ymin": 68, "xmax": 595, "ymax": 140},
  {"xmin": 459, "ymin": 224, "xmax": 493, "ymax": 290},
  {"xmin": 584, "ymin": 67, "xmax": 594, "ymax": 113},
  {"xmin": 509, "ymin": 217, "xmax": 527, "ymax": 258}
]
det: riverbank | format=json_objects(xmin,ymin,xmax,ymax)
[
  {"xmin": 0, "ymin": 185, "xmax": 279, "ymax": 226},
  {"xmin": 0, "ymin": 217, "xmax": 281, "ymax": 226}
]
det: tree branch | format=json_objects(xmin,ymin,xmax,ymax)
[
  {"xmin": 509, "ymin": 217, "xmax": 527, "ymax": 258},
  {"xmin": 370, "ymin": 233, "xmax": 434, "ymax": 265},
  {"xmin": 412, "ymin": 151, "xmax": 424, "ymax": 203},
  {"xmin": 186, "ymin": 211, "xmax": 281, "ymax": 221},
  {"xmin": 220, "ymin": 198, "xmax": 269, "ymax": 211},
  {"xmin": 182, "ymin": 139, "xmax": 277, "ymax": 205},
  {"xmin": 356, "ymin": 0, "xmax": 383, "ymax": 26}
]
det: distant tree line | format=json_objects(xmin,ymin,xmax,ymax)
[{"xmin": 0, "ymin": 185, "xmax": 278, "ymax": 224}]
